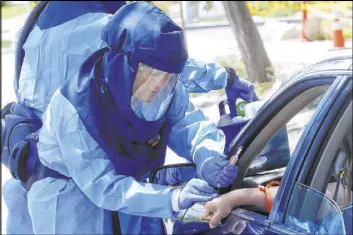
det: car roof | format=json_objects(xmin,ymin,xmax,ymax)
[{"xmin": 288, "ymin": 54, "xmax": 352, "ymax": 84}]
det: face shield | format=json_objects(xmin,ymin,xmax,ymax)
[{"xmin": 131, "ymin": 63, "xmax": 179, "ymax": 121}]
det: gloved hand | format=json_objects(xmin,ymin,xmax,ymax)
[
  {"xmin": 225, "ymin": 67, "xmax": 259, "ymax": 102},
  {"xmin": 173, "ymin": 178, "xmax": 218, "ymax": 211},
  {"xmin": 197, "ymin": 155, "xmax": 239, "ymax": 188}
]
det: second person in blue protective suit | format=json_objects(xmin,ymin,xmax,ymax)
[
  {"xmin": 27, "ymin": 2, "xmax": 238, "ymax": 234},
  {"xmin": 3, "ymin": 1, "xmax": 258, "ymax": 234},
  {"xmin": 3, "ymin": 1, "xmax": 257, "ymax": 234}
]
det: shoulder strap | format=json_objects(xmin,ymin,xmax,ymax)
[{"xmin": 14, "ymin": 1, "xmax": 48, "ymax": 101}]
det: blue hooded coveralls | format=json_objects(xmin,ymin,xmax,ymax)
[
  {"xmin": 2, "ymin": 1, "xmax": 242, "ymax": 234},
  {"xmin": 1, "ymin": 2, "xmax": 232, "ymax": 234}
]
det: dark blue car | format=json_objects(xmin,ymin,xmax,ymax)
[{"xmin": 150, "ymin": 54, "xmax": 352, "ymax": 235}]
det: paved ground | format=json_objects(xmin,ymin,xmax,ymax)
[{"xmin": 1, "ymin": 14, "xmax": 352, "ymax": 233}]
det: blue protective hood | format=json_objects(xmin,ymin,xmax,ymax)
[
  {"xmin": 101, "ymin": 1, "xmax": 188, "ymax": 113},
  {"xmin": 61, "ymin": 2, "xmax": 188, "ymax": 178},
  {"xmin": 37, "ymin": 1, "xmax": 126, "ymax": 29}
]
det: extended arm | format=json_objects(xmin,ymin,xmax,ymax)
[{"xmin": 202, "ymin": 186, "xmax": 279, "ymax": 228}]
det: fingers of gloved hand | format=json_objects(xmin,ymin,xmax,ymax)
[
  {"xmin": 222, "ymin": 165, "xmax": 238, "ymax": 177},
  {"xmin": 237, "ymin": 76, "xmax": 254, "ymax": 89},
  {"xmin": 215, "ymin": 165, "xmax": 238, "ymax": 187},
  {"xmin": 239, "ymin": 90, "xmax": 259, "ymax": 103},
  {"xmin": 215, "ymin": 177, "xmax": 230, "ymax": 188}
]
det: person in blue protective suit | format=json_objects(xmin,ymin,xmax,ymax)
[
  {"xmin": 23, "ymin": 2, "xmax": 240, "ymax": 234},
  {"xmin": 2, "ymin": 1, "xmax": 258, "ymax": 234},
  {"xmin": 13, "ymin": 1, "xmax": 257, "ymax": 117}
]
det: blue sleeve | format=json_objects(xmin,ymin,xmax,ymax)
[
  {"xmin": 41, "ymin": 91, "xmax": 177, "ymax": 219},
  {"xmin": 179, "ymin": 58, "xmax": 227, "ymax": 93},
  {"xmin": 167, "ymin": 82, "xmax": 226, "ymax": 163}
]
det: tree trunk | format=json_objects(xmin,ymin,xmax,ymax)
[
  {"xmin": 179, "ymin": 1, "xmax": 188, "ymax": 51},
  {"xmin": 222, "ymin": 1, "xmax": 274, "ymax": 83}
]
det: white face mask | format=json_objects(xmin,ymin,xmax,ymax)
[{"xmin": 131, "ymin": 63, "xmax": 179, "ymax": 121}]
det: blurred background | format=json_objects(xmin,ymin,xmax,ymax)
[
  {"xmin": 2, "ymin": 1, "xmax": 352, "ymax": 101},
  {"xmin": 1, "ymin": 1, "xmax": 352, "ymax": 234}
]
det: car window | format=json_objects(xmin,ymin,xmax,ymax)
[
  {"xmin": 284, "ymin": 183, "xmax": 346, "ymax": 234},
  {"xmin": 283, "ymin": 128, "xmax": 352, "ymax": 235},
  {"xmin": 247, "ymin": 89, "xmax": 328, "ymax": 175},
  {"xmin": 286, "ymin": 93, "xmax": 325, "ymax": 154},
  {"xmin": 283, "ymin": 82, "xmax": 352, "ymax": 235}
]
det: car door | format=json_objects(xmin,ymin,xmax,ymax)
[
  {"xmin": 180, "ymin": 59, "xmax": 351, "ymax": 234},
  {"xmin": 210, "ymin": 73, "xmax": 348, "ymax": 235},
  {"xmin": 219, "ymin": 58, "xmax": 352, "ymax": 235},
  {"xmin": 149, "ymin": 57, "xmax": 352, "ymax": 234},
  {"xmin": 264, "ymin": 72, "xmax": 352, "ymax": 235}
]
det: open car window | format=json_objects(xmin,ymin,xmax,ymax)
[{"xmin": 242, "ymin": 85, "xmax": 330, "ymax": 187}]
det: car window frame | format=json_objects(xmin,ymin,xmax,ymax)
[
  {"xmin": 271, "ymin": 73, "xmax": 352, "ymax": 226},
  {"xmin": 230, "ymin": 74, "xmax": 337, "ymax": 191}
]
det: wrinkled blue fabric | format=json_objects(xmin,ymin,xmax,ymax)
[
  {"xmin": 176, "ymin": 179, "xmax": 218, "ymax": 210},
  {"xmin": 155, "ymin": 166, "xmax": 198, "ymax": 186},
  {"xmin": 5, "ymin": 8, "xmax": 113, "ymax": 235},
  {"xmin": 61, "ymin": 2, "xmax": 188, "ymax": 179},
  {"xmin": 28, "ymin": 81, "xmax": 225, "ymax": 234},
  {"xmin": 2, "ymin": 178, "xmax": 34, "ymax": 234},
  {"xmin": 37, "ymin": 1, "xmax": 125, "ymax": 29},
  {"xmin": 16, "ymin": 11, "xmax": 111, "ymax": 118},
  {"xmin": 26, "ymin": 2, "xmax": 227, "ymax": 235},
  {"xmin": 342, "ymin": 205, "xmax": 352, "ymax": 234},
  {"xmin": 179, "ymin": 58, "xmax": 228, "ymax": 93}
]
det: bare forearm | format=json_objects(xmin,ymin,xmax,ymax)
[{"xmin": 219, "ymin": 187, "xmax": 279, "ymax": 213}]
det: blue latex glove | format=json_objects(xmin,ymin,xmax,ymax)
[
  {"xmin": 198, "ymin": 156, "xmax": 239, "ymax": 188},
  {"xmin": 225, "ymin": 67, "xmax": 259, "ymax": 102},
  {"xmin": 175, "ymin": 178, "xmax": 218, "ymax": 210}
]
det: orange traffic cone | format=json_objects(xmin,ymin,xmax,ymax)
[
  {"xmin": 332, "ymin": 9, "xmax": 345, "ymax": 48},
  {"xmin": 301, "ymin": 1, "xmax": 311, "ymax": 42}
]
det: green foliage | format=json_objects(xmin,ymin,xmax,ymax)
[
  {"xmin": 344, "ymin": 29, "xmax": 353, "ymax": 39},
  {"xmin": 30, "ymin": 1, "xmax": 37, "ymax": 8},
  {"xmin": 311, "ymin": 34, "xmax": 327, "ymax": 41},
  {"xmin": 214, "ymin": 53, "xmax": 277, "ymax": 98},
  {"xmin": 308, "ymin": 1, "xmax": 353, "ymax": 13},
  {"xmin": 246, "ymin": 1, "xmax": 302, "ymax": 17},
  {"xmin": 1, "ymin": 40, "xmax": 12, "ymax": 48},
  {"xmin": 214, "ymin": 54, "xmax": 248, "ymax": 79},
  {"xmin": 150, "ymin": 1, "xmax": 170, "ymax": 14},
  {"xmin": 253, "ymin": 81, "xmax": 275, "ymax": 99},
  {"xmin": 1, "ymin": 4, "xmax": 28, "ymax": 19}
]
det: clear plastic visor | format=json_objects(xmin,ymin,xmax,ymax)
[{"xmin": 131, "ymin": 63, "xmax": 180, "ymax": 121}]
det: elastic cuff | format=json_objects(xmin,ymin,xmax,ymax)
[{"xmin": 171, "ymin": 188, "xmax": 182, "ymax": 212}]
